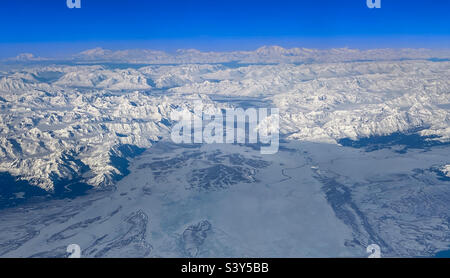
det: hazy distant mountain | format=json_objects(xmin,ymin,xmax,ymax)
[{"xmin": 8, "ymin": 46, "xmax": 450, "ymax": 64}]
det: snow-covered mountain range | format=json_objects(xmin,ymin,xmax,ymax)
[
  {"xmin": 0, "ymin": 46, "xmax": 449, "ymax": 258},
  {"xmin": 1, "ymin": 47, "xmax": 449, "ymax": 194},
  {"xmin": 7, "ymin": 46, "xmax": 450, "ymax": 64}
]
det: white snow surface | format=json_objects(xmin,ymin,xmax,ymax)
[
  {"xmin": 441, "ymin": 165, "xmax": 450, "ymax": 178},
  {"xmin": 1, "ymin": 53, "xmax": 449, "ymax": 191},
  {"xmin": 0, "ymin": 47, "xmax": 449, "ymax": 258}
]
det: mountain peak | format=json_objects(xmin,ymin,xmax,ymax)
[
  {"xmin": 255, "ymin": 45, "xmax": 287, "ymax": 54},
  {"xmin": 78, "ymin": 47, "xmax": 112, "ymax": 57},
  {"xmin": 10, "ymin": 53, "xmax": 45, "ymax": 62}
]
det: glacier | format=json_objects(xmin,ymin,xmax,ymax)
[{"xmin": 0, "ymin": 46, "xmax": 449, "ymax": 257}]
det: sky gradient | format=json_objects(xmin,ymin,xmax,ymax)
[{"xmin": 0, "ymin": 0, "xmax": 449, "ymax": 57}]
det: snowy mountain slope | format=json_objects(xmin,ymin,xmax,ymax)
[
  {"xmin": 441, "ymin": 165, "xmax": 450, "ymax": 178},
  {"xmin": 0, "ymin": 48, "xmax": 449, "ymax": 258},
  {"xmin": 0, "ymin": 55, "xmax": 448, "ymax": 198},
  {"xmin": 168, "ymin": 60, "xmax": 450, "ymax": 143},
  {"xmin": 0, "ymin": 79, "xmax": 180, "ymax": 192}
]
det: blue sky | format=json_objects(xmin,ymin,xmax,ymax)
[{"xmin": 0, "ymin": 0, "xmax": 449, "ymax": 57}]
